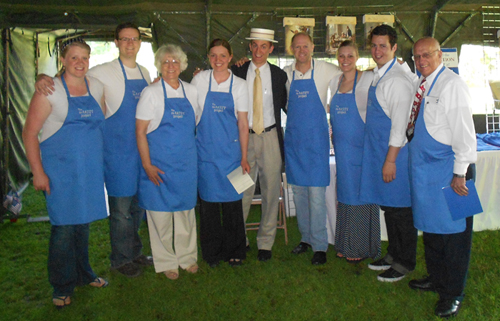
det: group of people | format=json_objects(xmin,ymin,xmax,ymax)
[{"xmin": 22, "ymin": 21, "xmax": 476, "ymax": 319}]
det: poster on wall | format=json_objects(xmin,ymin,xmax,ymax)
[
  {"xmin": 363, "ymin": 14, "xmax": 394, "ymax": 49},
  {"xmin": 325, "ymin": 16, "xmax": 356, "ymax": 55},
  {"xmin": 283, "ymin": 17, "xmax": 315, "ymax": 55}
]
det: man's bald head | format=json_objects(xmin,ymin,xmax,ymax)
[{"xmin": 413, "ymin": 37, "xmax": 442, "ymax": 77}]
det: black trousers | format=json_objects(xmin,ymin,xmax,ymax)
[
  {"xmin": 423, "ymin": 216, "xmax": 473, "ymax": 301},
  {"xmin": 199, "ymin": 199, "xmax": 246, "ymax": 264},
  {"xmin": 380, "ymin": 206, "xmax": 418, "ymax": 273}
]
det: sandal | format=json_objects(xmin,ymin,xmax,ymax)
[
  {"xmin": 186, "ymin": 264, "xmax": 199, "ymax": 274},
  {"xmin": 52, "ymin": 295, "xmax": 71, "ymax": 309},
  {"xmin": 346, "ymin": 257, "xmax": 367, "ymax": 264},
  {"xmin": 229, "ymin": 258, "xmax": 242, "ymax": 267},
  {"xmin": 164, "ymin": 270, "xmax": 179, "ymax": 280},
  {"xmin": 89, "ymin": 277, "xmax": 109, "ymax": 288},
  {"xmin": 336, "ymin": 253, "xmax": 344, "ymax": 258}
]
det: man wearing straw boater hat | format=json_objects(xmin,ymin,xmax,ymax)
[{"xmin": 231, "ymin": 28, "xmax": 287, "ymax": 262}]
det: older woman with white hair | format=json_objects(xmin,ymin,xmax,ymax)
[{"xmin": 136, "ymin": 44, "xmax": 200, "ymax": 280}]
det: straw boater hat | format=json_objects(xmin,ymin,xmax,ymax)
[{"xmin": 246, "ymin": 28, "xmax": 278, "ymax": 43}]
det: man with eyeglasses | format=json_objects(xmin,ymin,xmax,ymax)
[
  {"xmin": 35, "ymin": 22, "xmax": 153, "ymax": 278},
  {"xmin": 360, "ymin": 24, "xmax": 418, "ymax": 282},
  {"xmin": 407, "ymin": 37, "xmax": 476, "ymax": 318}
]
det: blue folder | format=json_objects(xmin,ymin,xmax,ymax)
[{"xmin": 442, "ymin": 180, "xmax": 483, "ymax": 221}]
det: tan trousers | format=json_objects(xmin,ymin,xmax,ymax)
[
  {"xmin": 146, "ymin": 209, "xmax": 197, "ymax": 273},
  {"xmin": 242, "ymin": 128, "xmax": 282, "ymax": 250}
]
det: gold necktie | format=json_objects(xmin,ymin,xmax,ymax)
[{"xmin": 253, "ymin": 68, "xmax": 264, "ymax": 135}]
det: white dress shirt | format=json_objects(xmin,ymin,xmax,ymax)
[
  {"xmin": 246, "ymin": 61, "xmax": 275, "ymax": 129},
  {"xmin": 419, "ymin": 63, "xmax": 477, "ymax": 174},
  {"xmin": 372, "ymin": 58, "xmax": 417, "ymax": 147},
  {"xmin": 284, "ymin": 59, "xmax": 342, "ymax": 111}
]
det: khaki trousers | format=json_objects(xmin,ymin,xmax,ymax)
[
  {"xmin": 242, "ymin": 128, "xmax": 282, "ymax": 250},
  {"xmin": 146, "ymin": 209, "xmax": 197, "ymax": 273}
]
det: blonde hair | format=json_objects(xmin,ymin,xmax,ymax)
[{"xmin": 56, "ymin": 39, "xmax": 91, "ymax": 77}]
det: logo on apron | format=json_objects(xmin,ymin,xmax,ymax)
[
  {"xmin": 295, "ymin": 89, "xmax": 310, "ymax": 99},
  {"xmin": 171, "ymin": 109, "xmax": 186, "ymax": 119},
  {"xmin": 211, "ymin": 103, "xmax": 227, "ymax": 113},
  {"xmin": 78, "ymin": 108, "xmax": 94, "ymax": 118},
  {"xmin": 335, "ymin": 106, "xmax": 349, "ymax": 114}
]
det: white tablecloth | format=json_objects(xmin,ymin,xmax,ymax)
[{"xmin": 324, "ymin": 151, "xmax": 500, "ymax": 245}]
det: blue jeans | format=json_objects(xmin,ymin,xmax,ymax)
[
  {"xmin": 48, "ymin": 224, "xmax": 96, "ymax": 297},
  {"xmin": 291, "ymin": 185, "xmax": 328, "ymax": 252},
  {"xmin": 108, "ymin": 196, "xmax": 145, "ymax": 268}
]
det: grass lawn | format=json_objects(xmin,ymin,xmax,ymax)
[{"xmin": 1, "ymin": 185, "xmax": 499, "ymax": 321}]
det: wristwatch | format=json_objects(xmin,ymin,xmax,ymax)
[{"xmin": 453, "ymin": 173, "xmax": 466, "ymax": 178}]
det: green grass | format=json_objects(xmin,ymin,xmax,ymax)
[{"xmin": 1, "ymin": 185, "xmax": 499, "ymax": 321}]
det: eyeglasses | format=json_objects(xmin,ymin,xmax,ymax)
[
  {"xmin": 412, "ymin": 49, "xmax": 439, "ymax": 61},
  {"xmin": 118, "ymin": 37, "xmax": 140, "ymax": 42},
  {"xmin": 162, "ymin": 59, "xmax": 180, "ymax": 65}
]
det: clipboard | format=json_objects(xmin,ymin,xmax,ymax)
[{"xmin": 442, "ymin": 180, "xmax": 483, "ymax": 221}]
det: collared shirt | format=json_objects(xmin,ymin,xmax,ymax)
[
  {"xmin": 284, "ymin": 59, "xmax": 342, "ymax": 111},
  {"xmin": 136, "ymin": 79, "xmax": 200, "ymax": 133},
  {"xmin": 246, "ymin": 61, "xmax": 275, "ymax": 129},
  {"xmin": 191, "ymin": 69, "xmax": 249, "ymax": 117},
  {"xmin": 419, "ymin": 63, "xmax": 477, "ymax": 174},
  {"xmin": 372, "ymin": 59, "xmax": 416, "ymax": 147}
]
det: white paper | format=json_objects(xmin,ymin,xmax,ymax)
[{"xmin": 227, "ymin": 166, "xmax": 254, "ymax": 194}]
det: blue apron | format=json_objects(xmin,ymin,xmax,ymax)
[
  {"xmin": 330, "ymin": 71, "xmax": 367, "ymax": 205},
  {"xmin": 285, "ymin": 63, "xmax": 330, "ymax": 186},
  {"xmin": 196, "ymin": 72, "xmax": 242, "ymax": 202},
  {"xmin": 138, "ymin": 80, "xmax": 197, "ymax": 212},
  {"xmin": 409, "ymin": 67, "xmax": 465, "ymax": 234},
  {"xmin": 359, "ymin": 58, "xmax": 411, "ymax": 207},
  {"xmin": 103, "ymin": 59, "xmax": 148, "ymax": 197},
  {"xmin": 40, "ymin": 75, "xmax": 107, "ymax": 226}
]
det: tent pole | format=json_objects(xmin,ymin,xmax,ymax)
[
  {"xmin": 206, "ymin": 0, "xmax": 212, "ymax": 50},
  {"xmin": 441, "ymin": 13, "xmax": 478, "ymax": 47},
  {"xmin": 1, "ymin": 28, "xmax": 11, "ymax": 197}
]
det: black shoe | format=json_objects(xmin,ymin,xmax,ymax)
[
  {"xmin": 112, "ymin": 262, "xmax": 142, "ymax": 278},
  {"xmin": 311, "ymin": 251, "xmax": 327, "ymax": 265},
  {"xmin": 377, "ymin": 267, "xmax": 406, "ymax": 282},
  {"xmin": 435, "ymin": 299, "xmax": 461, "ymax": 318},
  {"xmin": 133, "ymin": 255, "xmax": 154, "ymax": 266},
  {"xmin": 368, "ymin": 257, "xmax": 391, "ymax": 271},
  {"xmin": 246, "ymin": 245, "xmax": 251, "ymax": 252},
  {"xmin": 258, "ymin": 250, "xmax": 272, "ymax": 262},
  {"xmin": 208, "ymin": 261, "xmax": 219, "ymax": 268},
  {"xmin": 409, "ymin": 276, "xmax": 437, "ymax": 292},
  {"xmin": 291, "ymin": 242, "xmax": 311, "ymax": 254}
]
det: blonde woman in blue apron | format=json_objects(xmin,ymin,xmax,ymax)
[
  {"xmin": 23, "ymin": 39, "xmax": 108, "ymax": 309},
  {"xmin": 136, "ymin": 45, "xmax": 200, "ymax": 280},
  {"xmin": 192, "ymin": 39, "xmax": 250, "ymax": 267},
  {"xmin": 329, "ymin": 41, "xmax": 381, "ymax": 263}
]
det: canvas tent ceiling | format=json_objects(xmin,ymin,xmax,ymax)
[{"xmin": 1, "ymin": 0, "xmax": 499, "ymax": 197}]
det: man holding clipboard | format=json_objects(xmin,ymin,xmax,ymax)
[{"xmin": 407, "ymin": 37, "xmax": 477, "ymax": 318}]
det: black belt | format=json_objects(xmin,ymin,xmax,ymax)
[{"xmin": 249, "ymin": 124, "xmax": 276, "ymax": 134}]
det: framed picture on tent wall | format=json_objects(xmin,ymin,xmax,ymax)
[
  {"xmin": 363, "ymin": 14, "xmax": 394, "ymax": 49},
  {"xmin": 283, "ymin": 17, "xmax": 315, "ymax": 55},
  {"xmin": 325, "ymin": 16, "xmax": 356, "ymax": 55}
]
